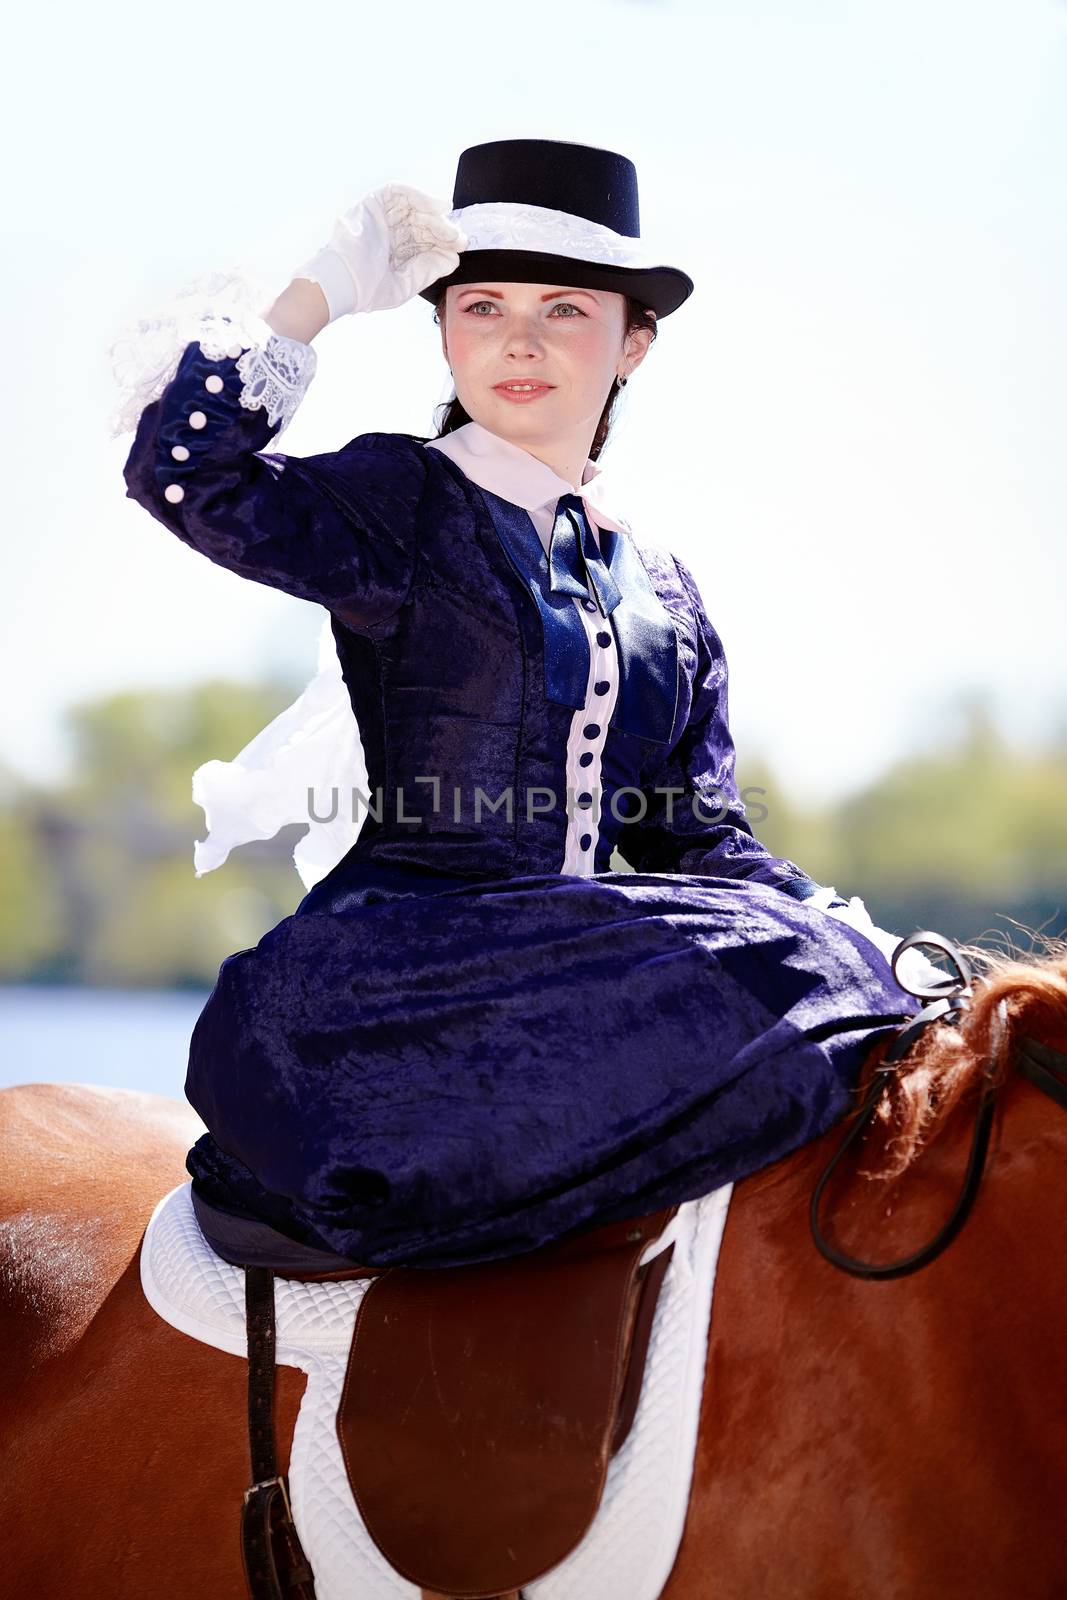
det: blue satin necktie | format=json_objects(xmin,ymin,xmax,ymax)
[{"xmin": 548, "ymin": 493, "xmax": 624, "ymax": 618}]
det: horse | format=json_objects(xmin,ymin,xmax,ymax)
[{"xmin": 2, "ymin": 935, "xmax": 1066, "ymax": 1600}]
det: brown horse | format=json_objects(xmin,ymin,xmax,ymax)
[{"xmin": 3, "ymin": 940, "xmax": 1066, "ymax": 1600}]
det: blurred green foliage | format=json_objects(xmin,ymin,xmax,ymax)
[
  {"xmin": 2, "ymin": 679, "xmax": 1064, "ymax": 988},
  {"xmin": 735, "ymin": 697, "xmax": 1067, "ymax": 957},
  {"xmin": 0, "ymin": 679, "xmax": 308, "ymax": 988}
]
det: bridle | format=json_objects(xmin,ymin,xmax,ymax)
[{"xmin": 810, "ymin": 930, "xmax": 1067, "ymax": 1280}]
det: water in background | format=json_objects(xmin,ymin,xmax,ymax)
[{"xmin": 0, "ymin": 985, "xmax": 210, "ymax": 1102}]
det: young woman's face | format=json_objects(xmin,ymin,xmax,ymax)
[{"xmin": 439, "ymin": 281, "xmax": 652, "ymax": 448}]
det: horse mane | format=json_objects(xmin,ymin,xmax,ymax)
[{"xmin": 859, "ymin": 932, "xmax": 1067, "ymax": 1182}]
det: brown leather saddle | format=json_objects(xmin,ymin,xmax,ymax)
[{"xmin": 240, "ymin": 1204, "xmax": 678, "ymax": 1600}]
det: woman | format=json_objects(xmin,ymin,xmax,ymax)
[{"xmin": 120, "ymin": 138, "xmax": 928, "ymax": 1271}]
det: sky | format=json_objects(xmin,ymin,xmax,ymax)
[{"xmin": 3, "ymin": 0, "xmax": 1065, "ymax": 805}]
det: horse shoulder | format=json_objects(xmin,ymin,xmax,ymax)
[{"xmin": 0, "ymin": 1082, "xmax": 203, "ymax": 1379}]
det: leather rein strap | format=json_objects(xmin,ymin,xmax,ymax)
[
  {"xmin": 1016, "ymin": 1033, "xmax": 1067, "ymax": 1112},
  {"xmin": 241, "ymin": 1266, "xmax": 317, "ymax": 1600},
  {"xmin": 810, "ymin": 931, "xmax": 1067, "ymax": 1280}
]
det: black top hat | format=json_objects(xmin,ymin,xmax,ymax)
[{"xmin": 417, "ymin": 139, "xmax": 694, "ymax": 320}]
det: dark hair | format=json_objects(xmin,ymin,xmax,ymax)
[{"xmin": 429, "ymin": 289, "xmax": 658, "ymax": 462}]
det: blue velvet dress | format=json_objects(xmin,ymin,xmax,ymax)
[{"xmin": 123, "ymin": 335, "xmax": 920, "ymax": 1269}]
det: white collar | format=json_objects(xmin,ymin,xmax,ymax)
[{"xmin": 426, "ymin": 419, "xmax": 632, "ymax": 536}]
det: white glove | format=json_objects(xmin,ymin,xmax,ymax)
[
  {"xmin": 817, "ymin": 893, "xmax": 953, "ymax": 995},
  {"xmin": 293, "ymin": 182, "xmax": 468, "ymax": 323}
]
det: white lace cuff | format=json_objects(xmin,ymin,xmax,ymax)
[
  {"xmin": 233, "ymin": 330, "xmax": 317, "ymax": 434},
  {"xmin": 108, "ymin": 264, "xmax": 317, "ymax": 441}
]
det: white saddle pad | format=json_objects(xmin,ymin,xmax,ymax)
[{"xmin": 140, "ymin": 1181, "xmax": 734, "ymax": 1600}]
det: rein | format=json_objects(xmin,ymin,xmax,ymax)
[{"xmin": 810, "ymin": 931, "xmax": 1067, "ymax": 1280}]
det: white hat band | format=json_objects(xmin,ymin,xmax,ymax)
[{"xmin": 448, "ymin": 201, "xmax": 654, "ymax": 271}]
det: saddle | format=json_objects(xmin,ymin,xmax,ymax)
[{"xmin": 241, "ymin": 1204, "xmax": 678, "ymax": 1600}]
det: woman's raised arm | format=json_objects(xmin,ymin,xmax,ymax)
[
  {"xmin": 121, "ymin": 316, "xmax": 428, "ymax": 630},
  {"xmin": 118, "ymin": 184, "xmax": 467, "ymax": 631}
]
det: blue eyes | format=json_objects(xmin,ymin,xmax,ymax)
[{"xmin": 462, "ymin": 300, "xmax": 586, "ymax": 318}]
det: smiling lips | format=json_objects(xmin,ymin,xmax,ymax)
[{"xmin": 493, "ymin": 381, "xmax": 555, "ymax": 403}]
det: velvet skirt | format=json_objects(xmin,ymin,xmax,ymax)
[{"xmin": 183, "ymin": 865, "xmax": 921, "ymax": 1269}]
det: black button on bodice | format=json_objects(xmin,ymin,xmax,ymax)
[
  {"xmin": 596, "ymin": 631, "xmax": 611, "ymax": 647},
  {"xmin": 579, "ymin": 751, "xmax": 593, "ymax": 767},
  {"xmin": 594, "ymin": 681, "xmax": 610, "ymax": 695},
  {"xmin": 582, "ymin": 723, "xmax": 601, "ymax": 739},
  {"xmin": 580, "ymin": 833, "xmax": 592, "ymax": 850},
  {"xmin": 582, "ymin": 598, "xmax": 597, "ymax": 612},
  {"xmin": 577, "ymin": 793, "xmax": 592, "ymax": 807}
]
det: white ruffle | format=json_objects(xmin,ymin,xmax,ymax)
[
  {"xmin": 191, "ymin": 615, "xmax": 367, "ymax": 892},
  {"xmin": 107, "ymin": 264, "xmax": 313, "ymax": 440}
]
